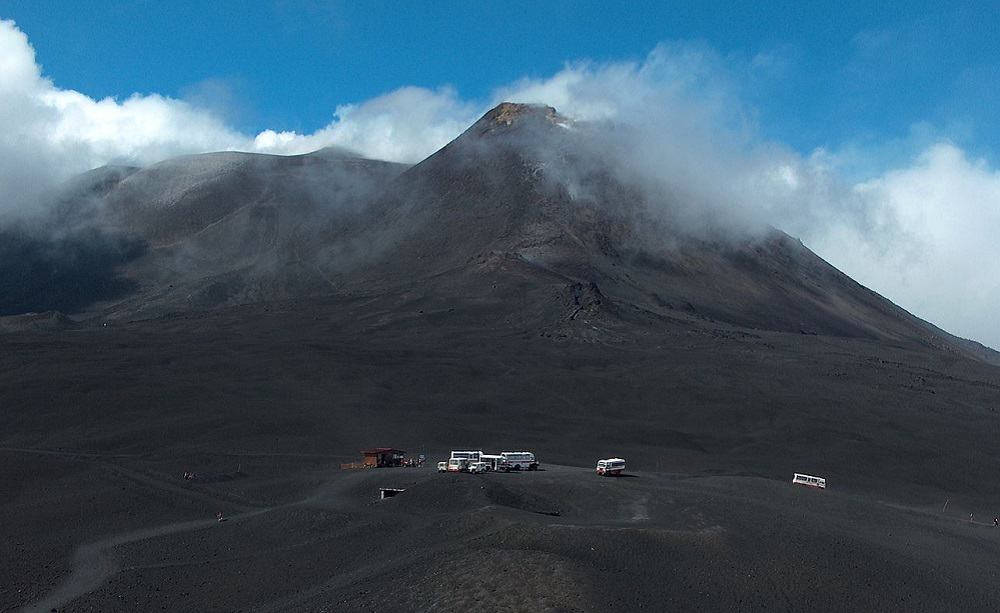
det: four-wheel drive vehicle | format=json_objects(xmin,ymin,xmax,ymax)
[
  {"xmin": 468, "ymin": 461, "xmax": 490, "ymax": 474},
  {"xmin": 596, "ymin": 458, "xmax": 626, "ymax": 476},
  {"xmin": 500, "ymin": 451, "xmax": 538, "ymax": 471}
]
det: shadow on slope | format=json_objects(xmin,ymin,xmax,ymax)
[{"xmin": 0, "ymin": 225, "xmax": 145, "ymax": 315}]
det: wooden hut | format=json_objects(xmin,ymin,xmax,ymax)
[{"xmin": 360, "ymin": 447, "xmax": 406, "ymax": 468}]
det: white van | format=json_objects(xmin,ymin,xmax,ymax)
[
  {"xmin": 500, "ymin": 451, "xmax": 538, "ymax": 471},
  {"xmin": 596, "ymin": 458, "xmax": 625, "ymax": 476}
]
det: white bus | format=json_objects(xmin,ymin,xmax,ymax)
[
  {"xmin": 447, "ymin": 458, "xmax": 471, "ymax": 472},
  {"xmin": 792, "ymin": 473, "xmax": 826, "ymax": 489},
  {"xmin": 500, "ymin": 451, "xmax": 538, "ymax": 471},
  {"xmin": 450, "ymin": 450, "xmax": 483, "ymax": 462},
  {"xmin": 480, "ymin": 454, "xmax": 503, "ymax": 471},
  {"xmin": 596, "ymin": 458, "xmax": 626, "ymax": 476}
]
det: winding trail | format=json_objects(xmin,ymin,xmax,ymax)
[
  {"xmin": 21, "ymin": 467, "xmax": 394, "ymax": 612},
  {"xmin": 23, "ymin": 508, "xmax": 273, "ymax": 613}
]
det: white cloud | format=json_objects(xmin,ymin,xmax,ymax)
[
  {"xmin": 0, "ymin": 19, "xmax": 477, "ymax": 214},
  {"xmin": 0, "ymin": 19, "xmax": 247, "ymax": 213},
  {"xmin": 252, "ymin": 86, "xmax": 481, "ymax": 160},
  {"xmin": 0, "ymin": 19, "xmax": 997, "ymax": 348},
  {"xmin": 494, "ymin": 48, "xmax": 1000, "ymax": 348},
  {"xmin": 817, "ymin": 144, "xmax": 1000, "ymax": 347}
]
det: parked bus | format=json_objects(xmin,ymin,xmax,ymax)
[
  {"xmin": 500, "ymin": 451, "xmax": 538, "ymax": 471},
  {"xmin": 596, "ymin": 458, "xmax": 626, "ymax": 476},
  {"xmin": 480, "ymin": 454, "xmax": 504, "ymax": 471},
  {"xmin": 450, "ymin": 450, "xmax": 483, "ymax": 462},
  {"xmin": 792, "ymin": 473, "xmax": 826, "ymax": 489},
  {"xmin": 447, "ymin": 458, "xmax": 471, "ymax": 472}
]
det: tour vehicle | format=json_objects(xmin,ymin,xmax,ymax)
[
  {"xmin": 480, "ymin": 455, "xmax": 505, "ymax": 471},
  {"xmin": 792, "ymin": 473, "xmax": 826, "ymax": 489},
  {"xmin": 500, "ymin": 451, "xmax": 538, "ymax": 471},
  {"xmin": 596, "ymin": 458, "xmax": 626, "ymax": 476},
  {"xmin": 450, "ymin": 450, "xmax": 483, "ymax": 462},
  {"xmin": 468, "ymin": 461, "xmax": 489, "ymax": 474},
  {"xmin": 447, "ymin": 458, "xmax": 471, "ymax": 472}
]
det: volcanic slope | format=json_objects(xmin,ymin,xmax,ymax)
[
  {"xmin": 78, "ymin": 148, "xmax": 407, "ymax": 317},
  {"xmin": 307, "ymin": 102, "xmax": 1000, "ymax": 359},
  {"xmin": 4, "ymin": 103, "xmax": 1000, "ymax": 612},
  {"xmin": 47, "ymin": 102, "xmax": 999, "ymax": 366}
]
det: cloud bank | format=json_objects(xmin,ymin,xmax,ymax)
[
  {"xmin": 0, "ymin": 19, "xmax": 480, "ymax": 213},
  {"xmin": 491, "ymin": 47, "xmax": 999, "ymax": 348},
  {"xmin": 0, "ymin": 19, "xmax": 997, "ymax": 348}
]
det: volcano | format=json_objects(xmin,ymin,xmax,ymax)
[
  {"xmin": 5, "ymin": 104, "xmax": 1000, "ymax": 612},
  {"xmin": 21, "ymin": 102, "xmax": 997, "ymax": 360}
]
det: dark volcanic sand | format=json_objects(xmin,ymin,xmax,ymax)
[{"xmin": 4, "ymin": 299, "xmax": 1000, "ymax": 612}]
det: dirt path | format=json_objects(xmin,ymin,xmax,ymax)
[
  {"xmin": 20, "ymin": 468, "xmax": 378, "ymax": 612},
  {"xmin": 22, "ymin": 508, "xmax": 272, "ymax": 613},
  {"xmin": 0, "ymin": 446, "xmax": 142, "ymax": 459}
]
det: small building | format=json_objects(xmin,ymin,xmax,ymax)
[{"xmin": 361, "ymin": 447, "xmax": 406, "ymax": 468}]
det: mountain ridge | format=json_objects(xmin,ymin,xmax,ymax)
[{"xmin": 2, "ymin": 102, "xmax": 998, "ymax": 364}]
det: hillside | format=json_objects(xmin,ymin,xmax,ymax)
[
  {"xmin": 4, "ymin": 103, "xmax": 1000, "ymax": 612},
  {"xmin": 12, "ymin": 103, "xmax": 993, "ymax": 363}
]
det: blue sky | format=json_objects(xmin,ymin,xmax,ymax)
[
  {"xmin": 0, "ymin": 1, "xmax": 998, "ymax": 347},
  {"xmin": 3, "ymin": 0, "xmax": 998, "ymax": 165}
]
